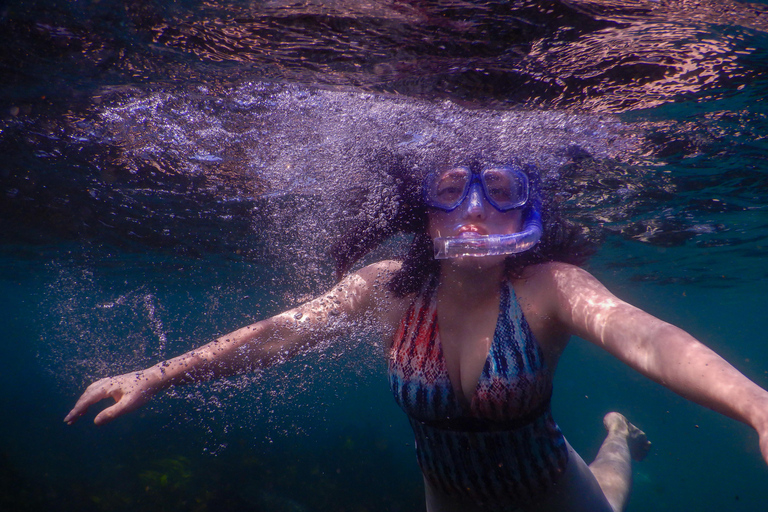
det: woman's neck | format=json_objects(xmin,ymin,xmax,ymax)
[{"xmin": 438, "ymin": 259, "xmax": 506, "ymax": 304}]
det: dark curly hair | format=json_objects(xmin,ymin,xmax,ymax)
[{"xmin": 329, "ymin": 149, "xmax": 595, "ymax": 297}]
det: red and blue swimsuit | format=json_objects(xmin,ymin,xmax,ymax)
[{"xmin": 389, "ymin": 276, "xmax": 568, "ymax": 510}]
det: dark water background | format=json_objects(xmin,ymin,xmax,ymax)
[{"xmin": 2, "ymin": 1, "xmax": 768, "ymax": 511}]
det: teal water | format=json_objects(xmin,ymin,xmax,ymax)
[
  {"xmin": 2, "ymin": 1, "xmax": 768, "ymax": 511},
  {"xmin": 3, "ymin": 233, "xmax": 767, "ymax": 511}
]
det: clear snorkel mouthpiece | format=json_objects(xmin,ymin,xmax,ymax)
[{"xmin": 433, "ymin": 207, "xmax": 543, "ymax": 259}]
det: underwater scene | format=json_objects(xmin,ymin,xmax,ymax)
[{"xmin": 2, "ymin": 0, "xmax": 768, "ymax": 511}]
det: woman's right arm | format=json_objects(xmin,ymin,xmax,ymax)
[{"xmin": 64, "ymin": 260, "xmax": 403, "ymax": 426}]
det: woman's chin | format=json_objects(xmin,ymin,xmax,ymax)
[{"xmin": 443, "ymin": 254, "xmax": 506, "ymax": 272}]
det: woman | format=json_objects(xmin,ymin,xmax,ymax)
[{"xmin": 65, "ymin": 160, "xmax": 768, "ymax": 512}]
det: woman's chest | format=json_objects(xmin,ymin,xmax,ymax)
[{"xmin": 388, "ymin": 283, "xmax": 555, "ymax": 420}]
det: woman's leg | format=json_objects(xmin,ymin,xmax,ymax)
[
  {"xmin": 529, "ymin": 412, "xmax": 650, "ymax": 512},
  {"xmin": 587, "ymin": 412, "xmax": 651, "ymax": 512}
]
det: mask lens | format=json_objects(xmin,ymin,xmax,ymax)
[
  {"xmin": 481, "ymin": 167, "xmax": 528, "ymax": 210},
  {"xmin": 425, "ymin": 167, "xmax": 471, "ymax": 210}
]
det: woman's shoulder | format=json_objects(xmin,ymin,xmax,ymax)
[
  {"xmin": 515, "ymin": 262, "xmax": 602, "ymax": 311},
  {"xmin": 519, "ymin": 261, "xmax": 588, "ymax": 283},
  {"xmin": 350, "ymin": 260, "xmax": 413, "ymax": 334},
  {"xmin": 517, "ymin": 262, "xmax": 619, "ymax": 319},
  {"xmin": 353, "ymin": 259, "xmax": 404, "ymax": 281},
  {"xmin": 351, "ymin": 260, "xmax": 413, "ymax": 302}
]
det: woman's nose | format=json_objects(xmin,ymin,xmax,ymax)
[{"xmin": 462, "ymin": 183, "xmax": 487, "ymax": 218}]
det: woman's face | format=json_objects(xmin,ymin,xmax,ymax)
[{"xmin": 427, "ymin": 181, "xmax": 524, "ymax": 265}]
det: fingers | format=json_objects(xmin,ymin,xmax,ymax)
[
  {"xmin": 64, "ymin": 380, "xmax": 109, "ymax": 425},
  {"xmin": 93, "ymin": 403, "xmax": 125, "ymax": 426},
  {"xmin": 64, "ymin": 401, "xmax": 84, "ymax": 425},
  {"xmin": 65, "ymin": 372, "xmax": 159, "ymax": 425},
  {"xmin": 94, "ymin": 386, "xmax": 154, "ymax": 425},
  {"xmin": 63, "ymin": 377, "xmax": 126, "ymax": 425}
]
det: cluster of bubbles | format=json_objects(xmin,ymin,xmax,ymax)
[{"xmin": 86, "ymin": 80, "xmax": 635, "ymax": 250}]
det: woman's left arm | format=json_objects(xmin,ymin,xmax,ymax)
[{"xmin": 545, "ymin": 262, "xmax": 768, "ymax": 464}]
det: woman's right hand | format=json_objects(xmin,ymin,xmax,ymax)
[{"xmin": 64, "ymin": 369, "xmax": 162, "ymax": 426}]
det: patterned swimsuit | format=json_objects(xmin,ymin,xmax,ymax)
[{"xmin": 388, "ymin": 276, "xmax": 569, "ymax": 510}]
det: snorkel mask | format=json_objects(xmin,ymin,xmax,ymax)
[{"xmin": 423, "ymin": 165, "xmax": 543, "ymax": 259}]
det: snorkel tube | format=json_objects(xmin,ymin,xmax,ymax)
[{"xmin": 433, "ymin": 205, "xmax": 543, "ymax": 259}]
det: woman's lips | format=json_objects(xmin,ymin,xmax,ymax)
[{"xmin": 457, "ymin": 226, "xmax": 488, "ymax": 238}]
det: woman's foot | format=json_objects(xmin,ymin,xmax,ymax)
[{"xmin": 603, "ymin": 412, "xmax": 651, "ymax": 461}]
